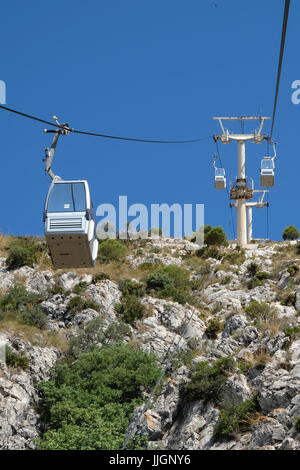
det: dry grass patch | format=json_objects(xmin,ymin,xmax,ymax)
[
  {"xmin": 0, "ymin": 318, "xmax": 68, "ymax": 351},
  {"xmin": 259, "ymin": 316, "xmax": 289, "ymax": 337},
  {"xmin": 241, "ymin": 348, "xmax": 272, "ymax": 369},
  {"xmin": 72, "ymin": 260, "xmax": 147, "ymax": 283}
]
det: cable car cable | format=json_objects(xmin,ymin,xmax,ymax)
[
  {"xmin": 269, "ymin": 0, "xmax": 290, "ymax": 141},
  {"xmin": 0, "ymin": 104, "xmax": 212, "ymax": 144}
]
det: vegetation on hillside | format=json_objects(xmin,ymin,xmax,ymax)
[{"xmin": 36, "ymin": 344, "xmax": 161, "ymax": 450}]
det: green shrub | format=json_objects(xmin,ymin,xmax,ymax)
[
  {"xmin": 22, "ymin": 306, "xmax": 48, "ymax": 329},
  {"xmin": 284, "ymin": 325, "xmax": 300, "ymax": 339},
  {"xmin": 0, "ymin": 283, "xmax": 41, "ymax": 313},
  {"xmin": 104, "ymin": 321, "xmax": 132, "ymax": 343},
  {"xmin": 73, "ymin": 282, "xmax": 88, "ymax": 295},
  {"xmin": 146, "ymin": 273, "xmax": 172, "ymax": 291},
  {"xmin": 6, "ymin": 246, "xmax": 35, "ymax": 271},
  {"xmin": 36, "ymin": 344, "xmax": 161, "ymax": 450},
  {"xmin": 145, "ymin": 265, "xmax": 191, "ymax": 305},
  {"xmin": 49, "ymin": 284, "xmax": 67, "ymax": 296},
  {"xmin": 68, "ymin": 318, "xmax": 132, "ymax": 358},
  {"xmin": 287, "ymin": 264, "xmax": 299, "ymax": 276},
  {"xmin": 98, "ymin": 239, "xmax": 126, "ymax": 263},
  {"xmin": 222, "ymin": 250, "xmax": 246, "ymax": 266},
  {"xmin": 295, "ymin": 417, "xmax": 300, "ymax": 433},
  {"xmin": 246, "ymin": 269, "xmax": 270, "ymax": 288},
  {"xmin": 282, "ymin": 225, "xmax": 299, "ymax": 241},
  {"xmin": 139, "ymin": 262, "xmax": 161, "ymax": 272},
  {"xmin": 213, "ymin": 398, "xmax": 260, "ymax": 441},
  {"xmin": 247, "ymin": 262, "xmax": 258, "ymax": 276},
  {"xmin": 244, "ymin": 301, "xmax": 275, "ymax": 322},
  {"xmin": 296, "ymin": 242, "xmax": 300, "ymax": 255},
  {"xmin": 247, "ymin": 276, "xmax": 264, "ymax": 290},
  {"xmin": 6, "ymin": 346, "xmax": 29, "ymax": 370},
  {"xmin": 205, "ymin": 319, "xmax": 222, "ymax": 339},
  {"xmin": 279, "ymin": 292, "xmax": 296, "ymax": 307},
  {"xmin": 118, "ymin": 280, "xmax": 145, "ymax": 297},
  {"xmin": 92, "ymin": 272, "xmax": 111, "ymax": 283},
  {"xmin": 67, "ymin": 296, "xmax": 100, "ymax": 316},
  {"xmin": 237, "ymin": 361, "xmax": 252, "ymax": 374},
  {"xmin": 115, "ymin": 295, "xmax": 144, "ymax": 325},
  {"xmin": 197, "ymin": 246, "xmax": 222, "ymax": 260},
  {"xmin": 160, "ymin": 286, "xmax": 192, "ymax": 305},
  {"xmin": 220, "ymin": 276, "xmax": 231, "ymax": 285},
  {"xmin": 184, "ymin": 356, "xmax": 235, "ymax": 403},
  {"xmin": 255, "ymin": 271, "xmax": 269, "ymax": 281},
  {"xmin": 204, "ymin": 226, "xmax": 227, "ymax": 246},
  {"xmin": 6, "ymin": 237, "xmax": 46, "ymax": 270},
  {"xmin": 161, "ymin": 265, "xmax": 190, "ymax": 289},
  {"xmin": 148, "ymin": 265, "xmax": 190, "ymax": 290}
]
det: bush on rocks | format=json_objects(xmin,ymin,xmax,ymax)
[
  {"xmin": 36, "ymin": 344, "xmax": 161, "ymax": 450},
  {"xmin": 67, "ymin": 296, "xmax": 100, "ymax": 316},
  {"xmin": 118, "ymin": 280, "xmax": 145, "ymax": 297},
  {"xmin": 6, "ymin": 237, "xmax": 46, "ymax": 270},
  {"xmin": 205, "ymin": 318, "xmax": 222, "ymax": 339},
  {"xmin": 145, "ymin": 265, "xmax": 191, "ymax": 305},
  {"xmin": 115, "ymin": 295, "xmax": 144, "ymax": 325},
  {"xmin": 213, "ymin": 397, "xmax": 260, "ymax": 441},
  {"xmin": 184, "ymin": 356, "xmax": 235, "ymax": 403},
  {"xmin": 244, "ymin": 301, "xmax": 275, "ymax": 323},
  {"xmin": 92, "ymin": 272, "xmax": 111, "ymax": 283},
  {"xmin": 282, "ymin": 225, "xmax": 299, "ymax": 241},
  {"xmin": 98, "ymin": 239, "xmax": 126, "ymax": 263},
  {"xmin": 6, "ymin": 346, "xmax": 29, "ymax": 370},
  {"xmin": 204, "ymin": 226, "xmax": 228, "ymax": 247}
]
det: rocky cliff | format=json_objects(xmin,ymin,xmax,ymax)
[{"xmin": 0, "ymin": 237, "xmax": 299, "ymax": 450}]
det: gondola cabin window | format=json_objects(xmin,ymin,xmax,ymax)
[{"xmin": 47, "ymin": 183, "xmax": 86, "ymax": 213}]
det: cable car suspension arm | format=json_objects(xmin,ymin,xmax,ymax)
[{"xmin": 44, "ymin": 116, "xmax": 70, "ymax": 180}]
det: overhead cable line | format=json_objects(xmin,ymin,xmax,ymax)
[
  {"xmin": 269, "ymin": 0, "xmax": 290, "ymax": 140},
  {"xmin": 0, "ymin": 104, "xmax": 211, "ymax": 144}
]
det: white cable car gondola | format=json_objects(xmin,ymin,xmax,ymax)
[
  {"xmin": 260, "ymin": 143, "xmax": 276, "ymax": 188},
  {"xmin": 213, "ymin": 155, "xmax": 226, "ymax": 190},
  {"xmin": 43, "ymin": 118, "xmax": 98, "ymax": 269}
]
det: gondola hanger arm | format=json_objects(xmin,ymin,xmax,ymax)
[{"xmin": 44, "ymin": 116, "xmax": 70, "ymax": 180}]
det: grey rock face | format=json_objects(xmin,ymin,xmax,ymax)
[
  {"xmin": 251, "ymin": 364, "xmax": 300, "ymax": 413},
  {"xmin": 277, "ymin": 271, "xmax": 291, "ymax": 290},
  {"xmin": 85, "ymin": 280, "xmax": 121, "ymax": 323},
  {"xmin": 0, "ymin": 338, "xmax": 59, "ymax": 450},
  {"xmin": 166, "ymin": 401, "xmax": 220, "ymax": 450},
  {"xmin": 222, "ymin": 315, "xmax": 248, "ymax": 338},
  {"xmin": 247, "ymin": 417, "xmax": 288, "ymax": 450},
  {"xmin": 295, "ymin": 287, "xmax": 300, "ymax": 312},
  {"xmin": 219, "ymin": 373, "xmax": 253, "ymax": 406},
  {"xmin": 26, "ymin": 270, "xmax": 55, "ymax": 294},
  {"xmin": 59, "ymin": 272, "xmax": 91, "ymax": 291}
]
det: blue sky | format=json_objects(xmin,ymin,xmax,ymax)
[{"xmin": 0, "ymin": 0, "xmax": 299, "ymax": 241}]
